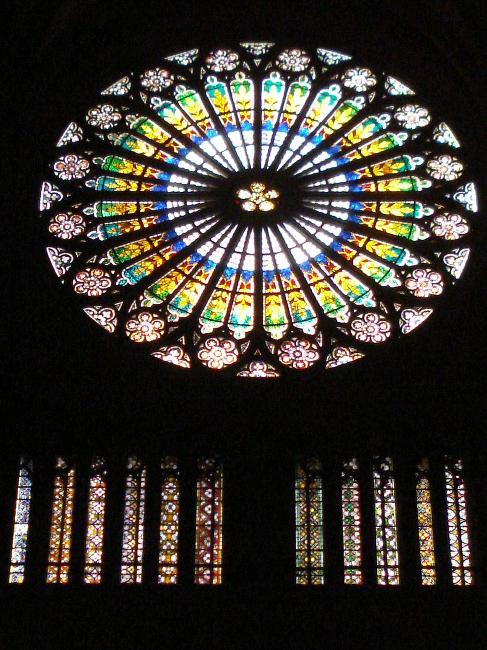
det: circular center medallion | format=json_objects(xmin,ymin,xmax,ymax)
[{"xmin": 236, "ymin": 182, "xmax": 280, "ymax": 212}]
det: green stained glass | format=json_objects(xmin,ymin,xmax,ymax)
[
  {"xmin": 41, "ymin": 43, "xmax": 477, "ymax": 377},
  {"xmin": 342, "ymin": 459, "xmax": 362, "ymax": 585},
  {"xmin": 373, "ymin": 457, "xmax": 400, "ymax": 585},
  {"xmin": 415, "ymin": 459, "xmax": 436, "ymax": 585},
  {"xmin": 295, "ymin": 459, "xmax": 325, "ymax": 585}
]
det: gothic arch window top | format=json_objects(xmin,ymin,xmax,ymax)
[{"xmin": 39, "ymin": 43, "xmax": 478, "ymax": 378}]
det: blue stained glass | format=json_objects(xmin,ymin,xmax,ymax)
[{"xmin": 41, "ymin": 43, "xmax": 475, "ymax": 376}]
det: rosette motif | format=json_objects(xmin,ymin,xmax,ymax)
[{"xmin": 40, "ymin": 43, "xmax": 477, "ymax": 376}]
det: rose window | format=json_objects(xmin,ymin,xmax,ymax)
[{"xmin": 40, "ymin": 42, "xmax": 478, "ymax": 377}]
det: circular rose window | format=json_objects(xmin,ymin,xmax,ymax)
[{"xmin": 39, "ymin": 42, "xmax": 478, "ymax": 377}]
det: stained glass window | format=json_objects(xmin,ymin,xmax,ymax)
[
  {"xmin": 47, "ymin": 458, "xmax": 75, "ymax": 584},
  {"xmin": 84, "ymin": 457, "xmax": 107, "ymax": 584},
  {"xmin": 195, "ymin": 458, "xmax": 223, "ymax": 585},
  {"xmin": 158, "ymin": 457, "xmax": 180, "ymax": 584},
  {"xmin": 415, "ymin": 458, "xmax": 436, "ymax": 585},
  {"xmin": 445, "ymin": 458, "xmax": 473, "ymax": 586},
  {"xmin": 121, "ymin": 456, "xmax": 146, "ymax": 583},
  {"xmin": 40, "ymin": 43, "xmax": 478, "ymax": 378},
  {"xmin": 8, "ymin": 458, "xmax": 33, "ymax": 584},
  {"xmin": 295, "ymin": 458, "xmax": 325, "ymax": 585},
  {"xmin": 341, "ymin": 459, "xmax": 362, "ymax": 585},
  {"xmin": 373, "ymin": 457, "xmax": 400, "ymax": 585}
]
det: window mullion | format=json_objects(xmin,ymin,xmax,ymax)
[
  {"xmin": 142, "ymin": 456, "xmax": 159, "ymax": 584},
  {"xmin": 101, "ymin": 455, "xmax": 123, "ymax": 585},
  {"xmin": 429, "ymin": 455, "xmax": 450, "ymax": 587},
  {"xmin": 324, "ymin": 456, "xmax": 342, "ymax": 586},
  {"xmin": 305, "ymin": 466, "xmax": 312, "ymax": 584},
  {"xmin": 396, "ymin": 457, "xmax": 421, "ymax": 586},
  {"xmin": 359, "ymin": 457, "xmax": 376, "ymax": 586},
  {"xmin": 464, "ymin": 456, "xmax": 485, "ymax": 588},
  {"xmin": 69, "ymin": 456, "xmax": 90, "ymax": 585}
]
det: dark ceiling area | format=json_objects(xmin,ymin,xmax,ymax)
[
  {"xmin": 3, "ymin": 0, "xmax": 487, "ymax": 646},
  {"xmin": 4, "ymin": 0, "xmax": 487, "ymax": 457}
]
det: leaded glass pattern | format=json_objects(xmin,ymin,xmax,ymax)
[
  {"xmin": 295, "ymin": 458, "xmax": 325, "ymax": 585},
  {"xmin": 373, "ymin": 457, "xmax": 400, "ymax": 585},
  {"xmin": 46, "ymin": 458, "xmax": 75, "ymax": 584},
  {"xmin": 415, "ymin": 458, "xmax": 436, "ymax": 585},
  {"xmin": 84, "ymin": 457, "xmax": 107, "ymax": 584},
  {"xmin": 121, "ymin": 456, "xmax": 146, "ymax": 583},
  {"xmin": 158, "ymin": 457, "xmax": 180, "ymax": 584},
  {"xmin": 445, "ymin": 458, "xmax": 473, "ymax": 586},
  {"xmin": 40, "ymin": 43, "xmax": 478, "ymax": 378},
  {"xmin": 195, "ymin": 458, "xmax": 223, "ymax": 585},
  {"xmin": 341, "ymin": 459, "xmax": 362, "ymax": 585},
  {"xmin": 8, "ymin": 458, "xmax": 33, "ymax": 584}
]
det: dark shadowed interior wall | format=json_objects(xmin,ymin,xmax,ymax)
[{"xmin": 2, "ymin": 1, "xmax": 486, "ymax": 646}]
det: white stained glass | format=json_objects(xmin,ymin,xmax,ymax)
[{"xmin": 41, "ymin": 43, "xmax": 476, "ymax": 377}]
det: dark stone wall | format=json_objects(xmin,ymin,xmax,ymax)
[{"xmin": 2, "ymin": 1, "xmax": 486, "ymax": 646}]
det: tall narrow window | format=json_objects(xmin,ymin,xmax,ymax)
[
  {"xmin": 445, "ymin": 457, "xmax": 473, "ymax": 586},
  {"xmin": 295, "ymin": 458, "xmax": 324, "ymax": 585},
  {"xmin": 195, "ymin": 458, "xmax": 223, "ymax": 585},
  {"xmin": 121, "ymin": 456, "xmax": 146, "ymax": 583},
  {"xmin": 341, "ymin": 459, "xmax": 362, "ymax": 585},
  {"xmin": 46, "ymin": 457, "xmax": 75, "ymax": 584},
  {"xmin": 84, "ymin": 457, "xmax": 107, "ymax": 584},
  {"xmin": 373, "ymin": 457, "xmax": 400, "ymax": 585},
  {"xmin": 158, "ymin": 457, "xmax": 180, "ymax": 584},
  {"xmin": 415, "ymin": 458, "xmax": 436, "ymax": 585},
  {"xmin": 9, "ymin": 458, "xmax": 33, "ymax": 583}
]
